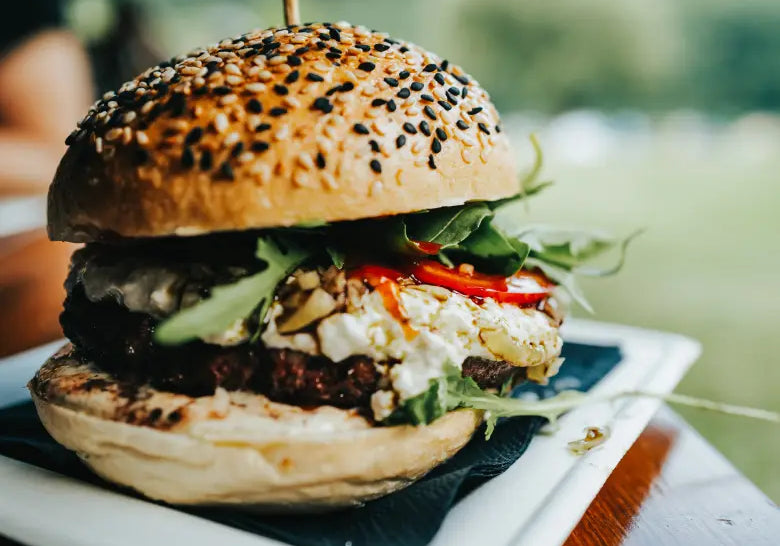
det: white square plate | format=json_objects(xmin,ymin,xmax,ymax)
[{"xmin": 0, "ymin": 319, "xmax": 700, "ymax": 546}]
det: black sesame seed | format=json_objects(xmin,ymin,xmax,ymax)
[
  {"xmin": 181, "ymin": 147, "xmax": 195, "ymax": 168},
  {"xmin": 423, "ymin": 63, "xmax": 437, "ymax": 72},
  {"xmin": 410, "ymin": 82, "xmax": 424, "ymax": 91},
  {"xmin": 468, "ymin": 107, "xmax": 483, "ymax": 115},
  {"xmin": 340, "ymin": 81, "xmax": 355, "ymax": 92},
  {"xmin": 438, "ymin": 100, "xmax": 453, "ymax": 111},
  {"xmin": 423, "ymin": 105, "xmax": 436, "ymax": 120},
  {"xmin": 263, "ymin": 36, "xmax": 276, "ymax": 44},
  {"xmin": 295, "ymin": 46, "xmax": 310, "ymax": 55},
  {"xmin": 285, "ymin": 70, "xmax": 300, "ymax": 83},
  {"xmin": 447, "ymin": 94, "xmax": 458, "ymax": 105},
  {"xmin": 255, "ymin": 123, "xmax": 271, "ymax": 132},
  {"xmin": 252, "ymin": 141, "xmax": 269, "ymax": 152},
  {"xmin": 448, "ymin": 86, "xmax": 460, "ymax": 96},
  {"xmin": 319, "ymin": 33, "xmax": 329, "ymax": 41},
  {"xmin": 64, "ymin": 130, "xmax": 79, "ymax": 145},
  {"xmin": 478, "ymin": 122, "xmax": 490, "ymax": 135},
  {"xmin": 316, "ymin": 152, "xmax": 326, "ymax": 169},
  {"xmin": 441, "ymin": 59, "xmax": 450, "ymax": 70},
  {"xmin": 386, "ymin": 99, "xmax": 397, "ymax": 112},
  {"xmin": 384, "ymin": 77, "xmax": 399, "ymax": 87},
  {"xmin": 193, "ymin": 85, "xmax": 208, "ymax": 96},
  {"xmin": 306, "ymin": 73, "xmax": 324, "ymax": 82},
  {"xmin": 428, "ymin": 154, "xmax": 437, "ymax": 169},
  {"xmin": 219, "ymin": 161, "xmax": 234, "ymax": 180},
  {"xmin": 329, "ymin": 46, "xmax": 343, "ymax": 54},
  {"xmin": 400, "ymin": 46, "xmax": 409, "ymax": 53},
  {"xmin": 312, "ymin": 97, "xmax": 333, "ymax": 113},
  {"xmin": 431, "ymin": 137, "xmax": 442, "ymax": 154},
  {"xmin": 397, "ymin": 88, "xmax": 411, "ymax": 99},
  {"xmin": 461, "ymin": 87, "xmax": 468, "ymax": 98},
  {"xmin": 355, "ymin": 44, "xmax": 371, "ymax": 52},
  {"xmin": 246, "ymin": 98, "xmax": 263, "ymax": 113},
  {"xmin": 329, "ymin": 28, "xmax": 341, "ymax": 41},
  {"xmin": 326, "ymin": 52, "xmax": 341, "ymax": 60},
  {"xmin": 369, "ymin": 139, "xmax": 380, "ymax": 153},
  {"xmin": 185, "ymin": 126, "xmax": 204, "ymax": 144},
  {"xmin": 419, "ymin": 120, "xmax": 431, "ymax": 136},
  {"xmin": 299, "ymin": 27, "xmax": 313, "ymax": 32},
  {"xmin": 231, "ymin": 141, "xmax": 244, "ymax": 157},
  {"xmin": 353, "ymin": 123, "xmax": 370, "ymax": 135},
  {"xmin": 370, "ymin": 159, "xmax": 382, "ymax": 173},
  {"xmin": 287, "ymin": 55, "xmax": 302, "ymax": 67},
  {"xmin": 168, "ymin": 410, "xmax": 182, "ymax": 423},
  {"xmin": 213, "ymin": 85, "xmax": 231, "ymax": 96},
  {"xmin": 371, "ymin": 98, "xmax": 387, "ymax": 107},
  {"xmin": 396, "ymin": 134, "xmax": 406, "ymax": 148},
  {"xmin": 269, "ymin": 107, "xmax": 287, "ymax": 117},
  {"xmin": 374, "ymin": 43, "xmax": 390, "ymax": 52},
  {"xmin": 434, "ymin": 73, "xmax": 445, "ymax": 85},
  {"xmin": 399, "ymin": 70, "xmax": 410, "ymax": 79},
  {"xmin": 421, "ymin": 94, "xmax": 434, "ymax": 102},
  {"xmin": 316, "ymin": 41, "xmax": 327, "ymax": 50},
  {"xmin": 436, "ymin": 128, "xmax": 447, "ymax": 141},
  {"xmin": 403, "ymin": 122, "xmax": 417, "ymax": 134},
  {"xmin": 495, "ymin": 125, "xmax": 502, "ymax": 133},
  {"xmin": 358, "ymin": 62, "xmax": 376, "ymax": 72},
  {"xmin": 167, "ymin": 93, "xmax": 187, "ymax": 116},
  {"xmin": 154, "ymin": 82, "xmax": 169, "ymax": 93},
  {"xmin": 325, "ymin": 85, "xmax": 340, "ymax": 96},
  {"xmin": 134, "ymin": 148, "xmax": 149, "ymax": 164},
  {"xmin": 454, "ymin": 74, "xmax": 469, "ymax": 85},
  {"xmin": 456, "ymin": 120, "xmax": 469, "ymax": 130},
  {"xmin": 199, "ymin": 149, "xmax": 213, "ymax": 170}
]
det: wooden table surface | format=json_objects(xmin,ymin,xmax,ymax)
[{"xmin": 1, "ymin": 228, "xmax": 778, "ymax": 546}]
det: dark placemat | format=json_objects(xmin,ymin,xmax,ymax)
[{"xmin": 0, "ymin": 342, "xmax": 621, "ymax": 546}]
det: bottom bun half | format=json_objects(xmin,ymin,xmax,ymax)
[{"xmin": 29, "ymin": 347, "xmax": 481, "ymax": 511}]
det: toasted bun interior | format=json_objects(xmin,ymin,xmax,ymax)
[
  {"xmin": 29, "ymin": 348, "xmax": 480, "ymax": 510},
  {"xmin": 48, "ymin": 22, "xmax": 517, "ymax": 242}
]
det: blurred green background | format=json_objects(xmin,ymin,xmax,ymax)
[{"xmin": 64, "ymin": 0, "xmax": 780, "ymax": 500}]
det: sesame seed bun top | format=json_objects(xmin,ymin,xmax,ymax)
[{"xmin": 48, "ymin": 22, "xmax": 518, "ymax": 242}]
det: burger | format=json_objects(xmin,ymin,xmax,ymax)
[{"xmin": 30, "ymin": 21, "xmax": 629, "ymax": 510}]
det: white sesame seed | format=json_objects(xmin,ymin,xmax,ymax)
[
  {"xmin": 225, "ymin": 75, "xmax": 243, "ymax": 86},
  {"xmin": 238, "ymin": 151, "xmax": 255, "ymax": 163},
  {"xmin": 136, "ymin": 131, "xmax": 149, "ymax": 146},
  {"xmin": 224, "ymin": 132, "xmax": 241, "ymax": 147},
  {"xmin": 291, "ymin": 35, "xmax": 308, "ymax": 44},
  {"xmin": 224, "ymin": 63, "xmax": 241, "ymax": 76},
  {"xmin": 297, "ymin": 153, "xmax": 314, "ymax": 170},
  {"xmin": 321, "ymin": 172, "xmax": 338, "ymax": 190},
  {"xmin": 405, "ymin": 106, "xmax": 421, "ymax": 116},
  {"xmin": 370, "ymin": 180, "xmax": 383, "ymax": 196},
  {"xmin": 371, "ymin": 121, "xmax": 386, "ymax": 136},
  {"xmin": 94, "ymin": 137, "xmax": 103, "ymax": 153},
  {"xmin": 257, "ymin": 70, "xmax": 273, "ymax": 81},
  {"xmin": 479, "ymin": 150, "xmax": 489, "ymax": 164},
  {"xmin": 214, "ymin": 113, "xmax": 229, "ymax": 133},
  {"xmin": 102, "ymin": 91, "xmax": 115, "ymax": 100},
  {"xmin": 245, "ymin": 82, "xmax": 266, "ymax": 93},
  {"xmin": 313, "ymin": 61, "xmax": 330, "ymax": 72},
  {"xmin": 217, "ymin": 51, "xmax": 237, "ymax": 60},
  {"xmin": 323, "ymin": 125, "xmax": 338, "ymax": 140},
  {"xmin": 461, "ymin": 149, "xmax": 474, "ymax": 164},
  {"xmin": 180, "ymin": 65, "xmax": 201, "ymax": 76},
  {"xmin": 279, "ymin": 44, "xmax": 295, "ymax": 53},
  {"xmin": 104, "ymin": 127, "xmax": 123, "ymax": 141},
  {"xmin": 283, "ymin": 96, "xmax": 301, "ymax": 109},
  {"xmin": 316, "ymin": 136, "xmax": 333, "ymax": 153},
  {"xmin": 268, "ymin": 55, "xmax": 287, "ymax": 66},
  {"xmin": 293, "ymin": 171, "xmax": 309, "ymax": 187},
  {"xmin": 122, "ymin": 111, "xmax": 137, "ymax": 123},
  {"xmin": 273, "ymin": 125, "xmax": 290, "ymax": 141},
  {"xmin": 462, "ymin": 135, "xmax": 477, "ymax": 147},
  {"xmin": 219, "ymin": 94, "xmax": 238, "ymax": 106}
]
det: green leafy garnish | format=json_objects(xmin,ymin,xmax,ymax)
[
  {"xmin": 154, "ymin": 236, "xmax": 310, "ymax": 345},
  {"xmin": 387, "ymin": 364, "xmax": 780, "ymax": 440},
  {"xmin": 405, "ymin": 203, "xmax": 493, "ymax": 249},
  {"xmin": 457, "ymin": 220, "xmax": 531, "ymax": 277}
]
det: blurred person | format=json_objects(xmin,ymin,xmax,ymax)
[{"xmin": 0, "ymin": 0, "xmax": 92, "ymax": 195}]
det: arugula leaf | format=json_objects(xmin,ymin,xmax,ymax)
[
  {"xmin": 489, "ymin": 134, "xmax": 553, "ymax": 211},
  {"xmin": 326, "ymin": 246, "xmax": 345, "ymax": 269},
  {"xmin": 517, "ymin": 227, "xmax": 642, "ymax": 276},
  {"xmin": 405, "ymin": 203, "xmax": 493, "ymax": 249},
  {"xmin": 524, "ymin": 257, "xmax": 594, "ymax": 313},
  {"xmin": 154, "ymin": 236, "xmax": 310, "ymax": 345},
  {"xmin": 456, "ymin": 220, "xmax": 530, "ymax": 277}
]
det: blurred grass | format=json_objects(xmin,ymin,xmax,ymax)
[{"xmin": 501, "ymin": 113, "xmax": 780, "ymax": 502}]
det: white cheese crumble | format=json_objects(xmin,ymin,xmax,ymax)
[{"xmin": 262, "ymin": 283, "xmax": 562, "ymax": 406}]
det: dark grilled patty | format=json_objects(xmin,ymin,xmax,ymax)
[{"xmin": 61, "ymin": 283, "xmax": 526, "ymax": 410}]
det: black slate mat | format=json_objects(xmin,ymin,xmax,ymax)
[{"xmin": 0, "ymin": 342, "xmax": 621, "ymax": 546}]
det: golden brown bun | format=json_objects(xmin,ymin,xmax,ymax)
[
  {"xmin": 48, "ymin": 22, "xmax": 517, "ymax": 242},
  {"xmin": 29, "ymin": 346, "xmax": 481, "ymax": 510}
]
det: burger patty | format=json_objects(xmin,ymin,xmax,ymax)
[{"xmin": 61, "ymin": 284, "xmax": 526, "ymax": 410}]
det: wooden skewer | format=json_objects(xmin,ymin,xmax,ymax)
[{"xmin": 284, "ymin": 0, "xmax": 300, "ymax": 26}]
